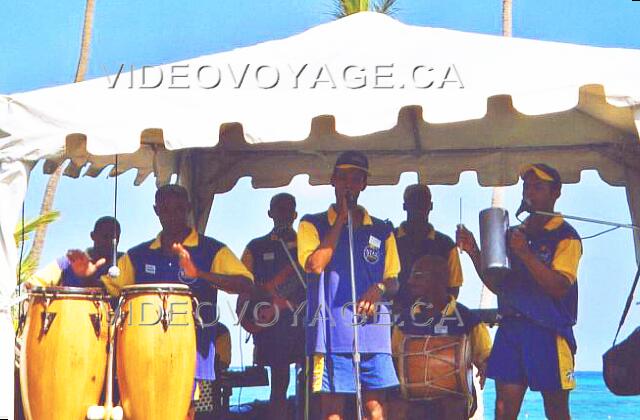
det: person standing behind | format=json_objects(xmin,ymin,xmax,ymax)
[
  {"xmin": 239, "ymin": 193, "xmax": 306, "ymax": 420},
  {"xmin": 457, "ymin": 164, "xmax": 582, "ymax": 420},
  {"xmin": 298, "ymin": 151, "xmax": 400, "ymax": 420},
  {"xmin": 101, "ymin": 184, "xmax": 254, "ymax": 420},
  {"xmin": 28, "ymin": 216, "xmax": 122, "ymax": 289},
  {"xmin": 394, "ymin": 184, "xmax": 463, "ymax": 311}
]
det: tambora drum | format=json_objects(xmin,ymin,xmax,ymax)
[
  {"xmin": 116, "ymin": 283, "xmax": 196, "ymax": 420},
  {"xmin": 19, "ymin": 286, "xmax": 109, "ymax": 420},
  {"xmin": 395, "ymin": 334, "xmax": 472, "ymax": 401}
]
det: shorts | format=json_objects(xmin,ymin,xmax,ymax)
[
  {"xmin": 486, "ymin": 317, "xmax": 576, "ymax": 392},
  {"xmin": 311, "ymin": 353, "xmax": 399, "ymax": 393}
]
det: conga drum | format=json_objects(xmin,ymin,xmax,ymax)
[
  {"xmin": 19, "ymin": 286, "xmax": 109, "ymax": 420},
  {"xmin": 395, "ymin": 334, "xmax": 472, "ymax": 401},
  {"xmin": 116, "ymin": 283, "xmax": 196, "ymax": 420}
]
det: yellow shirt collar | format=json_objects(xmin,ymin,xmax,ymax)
[
  {"xmin": 524, "ymin": 215, "xmax": 564, "ymax": 231},
  {"xmin": 149, "ymin": 228, "xmax": 199, "ymax": 250},
  {"xmin": 327, "ymin": 205, "xmax": 373, "ymax": 226},
  {"xmin": 396, "ymin": 222, "xmax": 436, "ymax": 240}
]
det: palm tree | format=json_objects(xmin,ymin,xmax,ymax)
[
  {"xmin": 29, "ymin": 0, "xmax": 96, "ymax": 267},
  {"xmin": 14, "ymin": 211, "xmax": 61, "ymax": 284},
  {"xmin": 332, "ymin": 0, "xmax": 399, "ymax": 18}
]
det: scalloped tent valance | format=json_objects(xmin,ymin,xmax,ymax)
[{"xmin": 1, "ymin": 11, "xmax": 639, "ymax": 246}]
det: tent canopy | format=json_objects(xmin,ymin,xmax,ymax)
[{"xmin": 1, "ymin": 11, "xmax": 639, "ymax": 231}]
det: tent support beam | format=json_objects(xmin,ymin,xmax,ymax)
[{"xmin": 625, "ymin": 165, "xmax": 640, "ymax": 265}]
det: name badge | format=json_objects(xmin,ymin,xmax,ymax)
[
  {"xmin": 145, "ymin": 264, "xmax": 156, "ymax": 275},
  {"xmin": 263, "ymin": 252, "xmax": 275, "ymax": 261},
  {"xmin": 368, "ymin": 235, "xmax": 381, "ymax": 249},
  {"xmin": 434, "ymin": 324, "xmax": 448, "ymax": 335}
]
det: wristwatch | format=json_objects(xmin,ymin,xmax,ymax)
[{"xmin": 375, "ymin": 282, "xmax": 387, "ymax": 295}]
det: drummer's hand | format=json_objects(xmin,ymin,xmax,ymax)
[
  {"xmin": 67, "ymin": 249, "xmax": 105, "ymax": 278},
  {"xmin": 476, "ymin": 361, "xmax": 487, "ymax": 390},
  {"xmin": 456, "ymin": 225, "xmax": 479, "ymax": 257},
  {"xmin": 357, "ymin": 284, "xmax": 383, "ymax": 317},
  {"xmin": 173, "ymin": 243, "xmax": 200, "ymax": 278},
  {"xmin": 508, "ymin": 228, "xmax": 531, "ymax": 259}
]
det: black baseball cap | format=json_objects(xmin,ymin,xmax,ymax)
[{"xmin": 334, "ymin": 150, "xmax": 369, "ymax": 174}]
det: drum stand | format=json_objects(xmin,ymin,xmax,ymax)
[
  {"xmin": 347, "ymin": 207, "xmax": 364, "ymax": 420},
  {"xmin": 87, "ymin": 309, "xmax": 122, "ymax": 420}
]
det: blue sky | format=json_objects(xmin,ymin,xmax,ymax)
[{"xmin": 3, "ymin": 0, "xmax": 640, "ymax": 373}]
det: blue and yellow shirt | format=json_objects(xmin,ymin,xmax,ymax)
[
  {"xmin": 298, "ymin": 205, "xmax": 401, "ymax": 354},
  {"xmin": 395, "ymin": 222, "xmax": 463, "ymax": 307},
  {"xmin": 102, "ymin": 228, "xmax": 253, "ymax": 381},
  {"xmin": 29, "ymin": 248, "xmax": 123, "ymax": 289},
  {"xmin": 499, "ymin": 216, "xmax": 582, "ymax": 351}
]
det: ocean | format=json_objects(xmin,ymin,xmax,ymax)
[{"xmin": 228, "ymin": 370, "xmax": 640, "ymax": 419}]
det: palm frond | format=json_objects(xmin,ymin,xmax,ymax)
[
  {"xmin": 374, "ymin": 0, "xmax": 399, "ymax": 15},
  {"xmin": 331, "ymin": 0, "xmax": 369, "ymax": 18},
  {"xmin": 17, "ymin": 255, "xmax": 39, "ymax": 284},
  {"xmin": 14, "ymin": 210, "xmax": 60, "ymax": 245}
]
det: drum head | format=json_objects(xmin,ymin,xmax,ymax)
[
  {"xmin": 121, "ymin": 283, "xmax": 192, "ymax": 296},
  {"xmin": 29, "ymin": 286, "xmax": 108, "ymax": 299}
]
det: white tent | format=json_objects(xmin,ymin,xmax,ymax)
[{"xmin": 1, "ymin": 12, "xmax": 640, "ymax": 416}]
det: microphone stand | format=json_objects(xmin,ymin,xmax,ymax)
[
  {"xmin": 346, "ymin": 198, "xmax": 364, "ymax": 420},
  {"xmin": 530, "ymin": 210, "xmax": 640, "ymax": 231}
]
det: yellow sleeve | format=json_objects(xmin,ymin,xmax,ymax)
[
  {"xmin": 470, "ymin": 322, "xmax": 492, "ymax": 367},
  {"xmin": 383, "ymin": 232, "xmax": 401, "ymax": 280},
  {"xmin": 100, "ymin": 254, "xmax": 136, "ymax": 296},
  {"xmin": 297, "ymin": 220, "xmax": 320, "ymax": 272},
  {"xmin": 215, "ymin": 330, "xmax": 232, "ymax": 367},
  {"xmin": 240, "ymin": 248, "xmax": 254, "ymax": 274},
  {"xmin": 551, "ymin": 238, "xmax": 582, "ymax": 284},
  {"xmin": 210, "ymin": 246, "xmax": 254, "ymax": 281},
  {"xmin": 447, "ymin": 247, "xmax": 464, "ymax": 287},
  {"xmin": 28, "ymin": 261, "xmax": 63, "ymax": 287}
]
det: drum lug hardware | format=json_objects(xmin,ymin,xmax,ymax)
[
  {"xmin": 89, "ymin": 313, "xmax": 102, "ymax": 337},
  {"xmin": 40, "ymin": 311, "xmax": 57, "ymax": 336},
  {"xmin": 160, "ymin": 294, "xmax": 170, "ymax": 332}
]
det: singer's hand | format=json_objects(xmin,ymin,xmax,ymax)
[
  {"xmin": 508, "ymin": 228, "xmax": 531, "ymax": 258},
  {"xmin": 456, "ymin": 225, "xmax": 479, "ymax": 257},
  {"xmin": 67, "ymin": 249, "xmax": 105, "ymax": 278},
  {"xmin": 335, "ymin": 192, "xmax": 350, "ymax": 224},
  {"xmin": 173, "ymin": 243, "xmax": 200, "ymax": 278},
  {"xmin": 357, "ymin": 284, "xmax": 383, "ymax": 317}
]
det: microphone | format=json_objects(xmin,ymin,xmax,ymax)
[
  {"xmin": 515, "ymin": 199, "xmax": 530, "ymax": 217},
  {"xmin": 345, "ymin": 192, "xmax": 357, "ymax": 210}
]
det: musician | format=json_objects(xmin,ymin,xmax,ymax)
[
  {"xmin": 239, "ymin": 193, "xmax": 305, "ymax": 419},
  {"xmin": 394, "ymin": 184, "xmax": 463, "ymax": 311},
  {"xmin": 100, "ymin": 184, "xmax": 254, "ymax": 419},
  {"xmin": 390, "ymin": 255, "xmax": 491, "ymax": 419},
  {"xmin": 457, "ymin": 164, "xmax": 582, "ymax": 420},
  {"xmin": 28, "ymin": 216, "xmax": 122, "ymax": 288},
  {"xmin": 298, "ymin": 150, "xmax": 400, "ymax": 420}
]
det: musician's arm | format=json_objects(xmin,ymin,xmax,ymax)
[
  {"xmin": 381, "ymin": 233, "xmax": 400, "ymax": 298},
  {"xmin": 456, "ymin": 226, "xmax": 500, "ymax": 294},
  {"xmin": 299, "ymin": 217, "xmax": 345, "ymax": 275},
  {"xmin": 510, "ymin": 231, "xmax": 580, "ymax": 299},
  {"xmin": 202, "ymin": 246, "xmax": 255, "ymax": 295}
]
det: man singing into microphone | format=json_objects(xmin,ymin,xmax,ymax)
[
  {"xmin": 457, "ymin": 163, "xmax": 582, "ymax": 420},
  {"xmin": 297, "ymin": 151, "xmax": 400, "ymax": 420}
]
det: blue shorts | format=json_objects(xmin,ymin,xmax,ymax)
[
  {"xmin": 311, "ymin": 353, "xmax": 399, "ymax": 394},
  {"xmin": 486, "ymin": 317, "xmax": 576, "ymax": 392}
]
